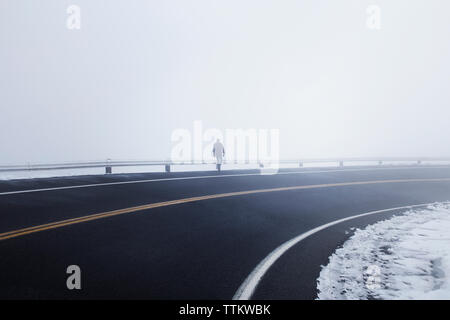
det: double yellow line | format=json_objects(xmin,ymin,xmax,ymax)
[{"xmin": 1, "ymin": 178, "xmax": 450, "ymax": 242}]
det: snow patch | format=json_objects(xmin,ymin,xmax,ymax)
[{"xmin": 317, "ymin": 202, "xmax": 450, "ymax": 300}]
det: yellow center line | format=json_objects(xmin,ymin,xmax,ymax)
[{"xmin": 1, "ymin": 178, "xmax": 450, "ymax": 241}]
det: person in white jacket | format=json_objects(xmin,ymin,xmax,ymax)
[{"xmin": 212, "ymin": 139, "xmax": 225, "ymax": 172}]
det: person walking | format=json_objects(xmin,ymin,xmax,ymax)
[{"xmin": 212, "ymin": 139, "xmax": 225, "ymax": 172}]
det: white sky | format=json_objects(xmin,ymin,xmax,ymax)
[{"xmin": 1, "ymin": 0, "xmax": 450, "ymax": 164}]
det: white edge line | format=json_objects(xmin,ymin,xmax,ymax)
[
  {"xmin": 232, "ymin": 201, "xmax": 448, "ymax": 300},
  {"xmin": 1, "ymin": 166, "xmax": 450, "ymax": 196}
]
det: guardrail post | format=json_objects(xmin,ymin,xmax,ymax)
[
  {"xmin": 165, "ymin": 164, "xmax": 171, "ymax": 173},
  {"xmin": 339, "ymin": 161, "xmax": 344, "ymax": 167},
  {"xmin": 299, "ymin": 162, "xmax": 303, "ymax": 167},
  {"xmin": 105, "ymin": 166, "xmax": 112, "ymax": 174}
]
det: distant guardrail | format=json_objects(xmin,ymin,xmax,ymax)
[{"xmin": 1, "ymin": 157, "xmax": 450, "ymax": 174}]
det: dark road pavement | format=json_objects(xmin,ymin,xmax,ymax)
[{"xmin": 1, "ymin": 166, "xmax": 450, "ymax": 299}]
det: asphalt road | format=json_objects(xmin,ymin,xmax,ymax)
[{"xmin": 1, "ymin": 165, "xmax": 450, "ymax": 299}]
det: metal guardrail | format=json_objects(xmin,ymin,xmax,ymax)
[{"xmin": 1, "ymin": 158, "xmax": 450, "ymax": 174}]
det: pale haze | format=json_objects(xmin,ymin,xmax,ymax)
[{"xmin": 1, "ymin": 0, "xmax": 450, "ymax": 164}]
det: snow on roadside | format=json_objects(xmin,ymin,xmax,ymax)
[
  {"xmin": 317, "ymin": 202, "xmax": 450, "ymax": 300},
  {"xmin": 0, "ymin": 164, "xmax": 258, "ymax": 180}
]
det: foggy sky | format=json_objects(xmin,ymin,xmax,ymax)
[{"xmin": 1, "ymin": 0, "xmax": 450, "ymax": 164}]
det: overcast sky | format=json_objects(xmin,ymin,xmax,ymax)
[{"xmin": 1, "ymin": 0, "xmax": 450, "ymax": 164}]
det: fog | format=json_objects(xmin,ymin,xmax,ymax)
[{"xmin": 1, "ymin": 0, "xmax": 450, "ymax": 164}]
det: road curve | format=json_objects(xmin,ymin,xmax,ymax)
[{"xmin": 1, "ymin": 166, "xmax": 450, "ymax": 299}]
